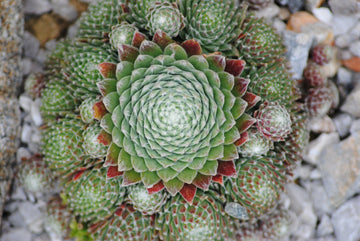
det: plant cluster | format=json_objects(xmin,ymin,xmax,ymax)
[{"xmin": 23, "ymin": 0, "xmax": 311, "ymax": 240}]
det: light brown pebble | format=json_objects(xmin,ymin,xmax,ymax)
[{"xmin": 286, "ymin": 11, "xmax": 319, "ymax": 33}]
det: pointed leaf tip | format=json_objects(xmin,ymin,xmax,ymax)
[
  {"xmin": 97, "ymin": 130, "xmax": 112, "ymax": 146},
  {"xmin": 118, "ymin": 44, "xmax": 139, "ymax": 62},
  {"xmin": 217, "ymin": 160, "xmax": 236, "ymax": 177},
  {"xmin": 181, "ymin": 39, "xmax": 202, "ymax": 56},
  {"xmin": 225, "ymin": 59, "xmax": 246, "ymax": 77},
  {"xmin": 132, "ymin": 31, "xmax": 146, "ymax": 48},
  {"xmin": 106, "ymin": 165, "xmax": 123, "ymax": 178},
  {"xmin": 98, "ymin": 62, "xmax": 116, "ymax": 78},
  {"xmin": 180, "ymin": 184, "xmax": 197, "ymax": 204},
  {"xmin": 147, "ymin": 181, "xmax": 165, "ymax": 194},
  {"xmin": 192, "ymin": 173, "xmax": 212, "ymax": 190},
  {"xmin": 212, "ymin": 175, "xmax": 223, "ymax": 185},
  {"xmin": 93, "ymin": 101, "xmax": 107, "ymax": 120},
  {"xmin": 153, "ymin": 30, "xmax": 174, "ymax": 49}
]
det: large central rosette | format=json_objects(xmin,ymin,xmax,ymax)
[{"xmin": 95, "ymin": 27, "xmax": 256, "ymax": 203}]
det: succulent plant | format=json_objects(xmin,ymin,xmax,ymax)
[
  {"xmin": 311, "ymin": 43, "xmax": 334, "ymax": 66},
  {"xmin": 37, "ymin": 0, "xmax": 309, "ymax": 240},
  {"xmin": 303, "ymin": 61, "xmax": 327, "ymax": 88},
  {"xmin": 241, "ymin": 0, "xmax": 274, "ymax": 10}
]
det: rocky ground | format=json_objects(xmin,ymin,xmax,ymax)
[{"xmin": 1, "ymin": 0, "xmax": 360, "ymax": 240}]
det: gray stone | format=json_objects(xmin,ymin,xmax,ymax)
[
  {"xmin": 304, "ymin": 132, "xmax": 339, "ymax": 165},
  {"xmin": 283, "ymin": 30, "xmax": 313, "ymax": 79},
  {"xmin": 21, "ymin": 58, "xmax": 33, "ymax": 76},
  {"xmin": 21, "ymin": 123, "xmax": 32, "ymax": 143},
  {"xmin": 305, "ymin": 0, "xmax": 325, "ymax": 11},
  {"xmin": 10, "ymin": 186, "xmax": 27, "ymax": 201},
  {"xmin": 272, "ymin": 18, "xmax": 287, "ymax": 34},
  {"xmin": 288, "ymin": 0, "xmax": 304, "ymax": 13},
  {"xmin": 309, "ymin": 169, "xmax": 322, "ymax": 180},
  {"xmin": 19, "ymin": 95, "xmax": 32, "ymax": 112},
  {"xmin": 318, "ymin": 131, "xmax": 360, "ymax": 207},
  {"xmin": 337, "ymin": 67, "xmax": 353, "ymax": 86},
  {"xmin": 331, "ymin": 15, "xmax": 357, "ymax": 36},
  {"xmin": 317, "ymin": 215, "xmax": 334, "ymax": 237},
  {"xmin": 31, "ymin": 98, "xmax": 43, "ymax": 126},
  {"xmin": 329, "ymin": 0, "xmax": 360, "ymax": 15},
  {"xmin": 335, "ymin": 34, "xmax": 357, "ymax": 48},
  {"xmin": 18, "ymin": 202, "xmax": 44, "ymax": 234},
  {"xmin": 276, "ymin": 0, "xmax": 289, "ymax": 5},
  {"xmin": 224, "ymin": 202, "xmax": 249, "ymax": 220},
  {"xmin": 8, "ymin": 210, "xmax": 26, "ymax": 227},
  {"xmin": 24, "ymin": 0, "xmax": 52, "ymax": 15},
  {"xmin": 286, "ymin": 183, "xmax": 317, "ymax": 239},
  {"xmin": 309, "ymin": 115, "xmax": 336, "ymax": 133},
  {"xmin": 1, "ymin": 228, "xmax": 32, "ymax": 241},
  {"xmin": 349, "ymin": 40, "xmax": 360, "ymax": 57},
  {"xmin": 310, "ymin": 181, "xmax": 334, "ymax": 217},
  {"xmin": 23, "ymin": 32, "xmax": 40, "ymax": 59},
  {"xmin": 341, "ymin": 86, "xmax": 360, "ymax": 117},
  {"xmin": 301, "ymin": 22, "xmax": 333, "ymax": 47},
  {"xmin": 312, "ymin": 7, "xmax": 333, "ymax": 25},
  {"xmin": 308, "ymin": 236, "xmax": 337, "ymax": 241},
  {"xmin": 350, "ymin": 119, "xmax": 360, "ymax": 134},
  {"xmin": 349, "ymin": 21, "xmax": 360, "ymax": 37},
  {"xmin": 52, "ymin": 0, "xmax": 78, "ymax": 22},
  {"xmin": 254, "ymin": 3, "xmax": 280, "ymax": 19},
  {"xmin": 293, "ymin": 164, "xmax": 312, "ymax": 180},
  {"xmin": 331, "ymin": 195, "xmax": 360, "ymax": 241},
  {"xmin": 333, "ymin": 113, "xmax": 353, "ymax": 138}
]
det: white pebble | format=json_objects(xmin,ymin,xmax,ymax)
[
  {"xmin": 349, "ymin": 40, "xmax": 360, "ymax": 57},
  {"xmin": 31, "ymin": 98, "xmax": 43, "ymax": 126},
  {"xmin": 313, "ymin": 7, "xmax": 333, "ymax": 25},
  {"xmin": 21, "ymin": 124, "xmax": 32, "ymax": 143},
  {"xmin": 19, "ymin": 95, "xmax": 32, "ymax": 112},
  {"xmin": 1, "ymin": 228, "xmax": 32, "ymax": 241}
]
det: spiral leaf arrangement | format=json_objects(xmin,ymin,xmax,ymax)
[{"xmin": 36, "ymin": 0, "xmax": 310, "ymax": 240}]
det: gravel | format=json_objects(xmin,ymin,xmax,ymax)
[{"xmin": 2, "ymin": 1, "xmax": 360, "ymax": 241}]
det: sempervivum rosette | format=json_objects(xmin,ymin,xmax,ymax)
[
  {"xmin": 178, "ymin": 0, "xmax": 243, "ymax": 53},
  {"xmin": 96, "ymin": 27, "xmax": 256, "ymax": 203}
]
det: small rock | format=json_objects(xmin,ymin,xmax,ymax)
[
  {"xmin": 52, "ymin": 0, "xmax": 78, "ymax": 22},
  {"xmin": 278, "ymin": 7, "xmax": 291, "ymax": 20},
  {"xmin": 24, "ymin": 0, "xmax": 52, "ymax": 15},
  {"xmin": 335, "ymin": 34, "xmax": 357, "ymax": 48},
  {"xmin": 225, "ymin": 202, "xmax": 249, "ymax": 220},
  {"xmin": 331, "ymin": 15, "xmax": 357, "ymax": 36},
  {"xmin": 317, "ymin": 215, "xmax": 334, "ymax": 237},
  {"xmin": 10, "ymin": 186, "xmax": 27, "ymax": 201},
  {"xmin": 35, "ymin": 49, "xmax": 49, "ymax": 64},
  {"xmin": 349, "ymin": 21, "xmax": 360, "ymax": 37},
  {"xmin": 18, "ymin": 202, "xmax": 44, "ymax": 234},
  {"xmin": 349, "ymin": 40, "xmax": 360, "ymax": 57},
  {"xmin": 350, "ymin": 119, "xmax": 360, "ymax": 133},
  {"xmin": 31, "ymin": 98, "xmax": 43, "ymax": 126},
  {"xmin": 44, "ymin": 40, "xmax": 58, "ymax": 51},
  {"xmin": 305, "ymin": 0, "xmax": 325, "ymax": 12},
  {"xmin": 301, "ymin": 22, "xmax": 334, "ymax": 46},
  {"xmin": 309, "ymin": 115, "xmax": 336, "ymax": 133},
  {"xmin": 310, "ymin": 181, "xmax": 334, "ymax": 216},
  {"xmin": 341, "ymin": 86, "xmax": 360, "ymax": 117},
  {"xmin": 19, "ymin": 95, "xmax": 32, "ymax": 112},
  {"xmin": 310, "ymin": 169, "xmax": 322, "ymax": 179},
  {"xmin": 254, "ymin": 3, "xmax": 280, "ymax": 19},
  {"xmin": 333, "ymin": 113, "xmax": 353, "ymax": 138},
  {"xmin": 293, "ymin": 164, "xmax": 312, "ymax": 180},
  {"xmin": 337, "ymin": 67, "xmax": 353, "ymax": 86},
  {"xmin": 308, "ymin": 236, "xmax": 337, "ymax": 241},
  {"xmin": 283, "ymin": 30, "xmax": 313, "ymax": 79},
  {"xmin": 276, "ymin": 0, "xmax": 289, "ymax": 5},
  {"xmin": 27, "ymin": 14, "xmax": 67, "ymax": 47},
  {"xmin": 329, "ymin": 0, "xmax": 360, "ymax": 15},
  {"xmin": 304, "ymin": 132, "xmax": 339, "ymax": 165},
  {"xmin": 286, "ymin": 11, "xmax": 319, "ymax": 32},
  {"xmin": 21, "ymin": 124, "xmax": 33, "ymax": 143},
  {"xmin": 318, "ymin": 132, "xmax": 360, "ymax": 207},
  {"xmin": 286, "ymin": 183, "xmax": 317, "ymax": 240},
  {"xmin": 8, "ymin": 210, "xmax": 26, "ymax": 227},
  {"xmin": 21, "ymin": 58, "xmax": 33, "ymax": 76},
  {"xmin": 288, "ymin": 0, "xmax": 304, "ymax": 13},
  {"xmin": 31, "ymin": 129, "xmax": 42, "ymax": 144},
  {"xmin": 331, "ymin": 195, "xmax": 360, "ymax": 241},
  {"xmin": 16, "ymin": 147, "xmax": 31, "ymax": 163},
  {"xmin": 312, "ymin": 7, "xmax": 333, "ymax": 25},
  {"xmin": 342, "ymin": 56, "xmax": 360, "ymax": 72},
  {"xmin": 272, "ymin": 18, "xmax": 287, "ymax": 34},
  {"xmin": 23, "ymin": 32, "xmax": 40, "ymax": 59},
  {"xmin": 1, "ymin": 228, "xmax": 32, "ymax": 241}
]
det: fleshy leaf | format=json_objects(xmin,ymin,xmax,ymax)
[
  {"xmin": 180, "ymin": 184, "xmax": 197, "ymax": 204},
  {"xmin": 217, "ymin": 160, "xmax": 236, "ymax": 177},
  {"xmin": 192, "ymin": 173, "xmax": 212, "ymax": 190},
  {"xmin": 225, "ymin": 59, "xmax": 245, "ymax": 77},
  {"xmin": 122, "ymin": 170, "xmax": 141, "ymax": 186},
  {"xmin": 147, "ymin": 181, "xmax": 165, "ymax": 194},
  {"xmin": 164, "ymin": 178, "xmax": 184, "ymax": 196},
  {"xmin": 98, "ymin": 62, "xmax": 116, "ymax": 78},
  {"xmin": 106, "ymin": 166, "xmax": 123, "ymax": 178},
  {"xmin": 181, "ymin": 39, "xmax": 202, "ymax": 56}
]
